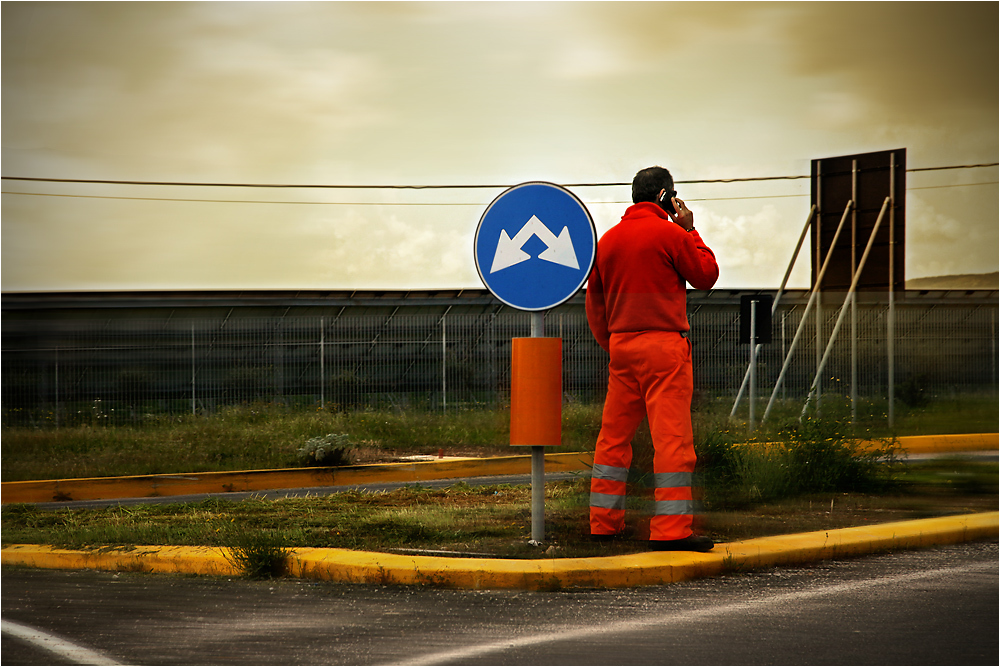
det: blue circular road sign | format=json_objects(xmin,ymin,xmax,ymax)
[{"xmin": 474, "ymin": 182, "xmax": 597, "ymax": 311}]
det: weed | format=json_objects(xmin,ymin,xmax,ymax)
[{"xmin": 220, "ymin": 523, "xmax": 290, "ymax": 579}]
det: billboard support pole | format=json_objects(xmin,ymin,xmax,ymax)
[
  {"xmin": 762, "ymin": 200, "xmax": 853, "ymax": 423},
  {"xmin": 851, "ymin": 161, "xmax": 859, "ymax": 424},
  {"xmin": 888, "ymin": 153, "xmax": 897, "ymax": 427},
  {"xmin": 815, "ymin": 161, "xmax": 824, "ymax": 416},
  {"xmin": 730, "ymin": 206, "xmax": 815, "ymax": 419},
  {"xmin": 801, "ymin": 197, "xmax": 892, "ymax": 419}
]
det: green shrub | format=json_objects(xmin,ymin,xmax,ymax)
[
  {"xmin": 784, "ymin": 418, "xmax": 902, "ymax": 495},
  {"xmin": 695, "ymin": 418, "xmax": 902, "ymax": 508},
  {"xmin": 732, "ymin": 443, "xmax": 793, "ymax": 503},
  {"xmin": 296, "ymin": 433, "xmax": 355, "ymax": 467}
]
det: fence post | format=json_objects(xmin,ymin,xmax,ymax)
[
  {"xmin": 781, "ymin": 310, "xmax": 787, "ymax": 400},
  {"xmin": 320, "ymin": 317, "xmax": 325, "ymax": 410},
  {"xmin": 748, "ymin": 299, "xmax": 757, "ymax": 432},
  {"xmin": 992, "ymin": 307, "xmax": 997, "ymax": 390},
  {"xmin": 54, "ymin": 347, "xmax": 60, "ymax": 429},
  {"xmin": 190, "ymin": 323, "xmax": 196, "ymax": 415},
  {"xmin": 443, "ymin": 314, "xmax": 448, "ymax": 412}
]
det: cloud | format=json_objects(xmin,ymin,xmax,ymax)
[
  {"xmin": 905, "ymin": 193, "xmax": 999, "ymax": 279},
  {"xmin": 3, "ymin": 3, "xmax": 389, "ymax": 180},
  {"xmin": 695, "ymin": 203, "xmax": 809, "ymax": 288},
  {"xmin": 293, "ymin": 208, "xmax": 479, "ymax": 289},
  {"xmin": 544, "ymin": 44, "xmax": 630, "ymax": 81},
  {"xmin": 778, "ymin": 2, "xmax": 999, "ymax": 162},
  {"xmin": 782, "ymin": 3, "xmax": 998, "ymax": 116}
]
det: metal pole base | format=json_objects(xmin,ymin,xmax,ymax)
[{"xmin": 530, "ymin": 445, "xmax": 545, "ymax": 544}]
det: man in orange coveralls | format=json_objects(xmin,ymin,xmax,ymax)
[{"xmin": 585, "ymin": 166, "xmax": 719, "ymax": 552}]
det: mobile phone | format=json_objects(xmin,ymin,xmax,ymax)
[{"xmin": 659, "ymin": 190, "xmax": 677, "ymax": 214}]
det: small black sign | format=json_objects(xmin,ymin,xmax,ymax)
[{"xmin": 740, "ymin": 294, "xmax": 773, "ymax": 344}]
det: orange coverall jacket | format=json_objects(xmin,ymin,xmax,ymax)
[{"xmin": 585, "ymin": 202, "xmax": 719, "ymax": 349}]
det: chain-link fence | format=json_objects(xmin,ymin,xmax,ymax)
[{"xmin": 3, "ymin": 294, "xmax": 995, "ymax": 427}]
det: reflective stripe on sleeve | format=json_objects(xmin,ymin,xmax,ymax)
[{"xmin": 590, "ymin": 491, "xmax": 627, "ymax": 510}]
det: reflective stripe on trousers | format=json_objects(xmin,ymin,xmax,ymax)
[
  {"xmin": 590, "ymin": 463, "xmax": 628, "ymax": 533},
  {"xmin": 590, "ymin": 331, "xmax": 697, "ymax": 540},
  {"xmin": 650, "ymin": 471, "xmax": 695, "ymax": 540}
]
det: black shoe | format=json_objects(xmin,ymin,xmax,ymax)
[
  {"xmin": 649, "ymin": 535, "xmax": 714, "ymax": 552},
  {"xmin": 590, "ymin": 533, "xmax": 623, "ymax": 543}
]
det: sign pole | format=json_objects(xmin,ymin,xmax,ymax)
[{"xmin": 530, "ymin": 311, "xmax": 545, "ymax": 544}]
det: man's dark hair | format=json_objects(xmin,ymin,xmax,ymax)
[{"xmin": 632, "ymin": 166, "xmax": 674, "ymax": 204}]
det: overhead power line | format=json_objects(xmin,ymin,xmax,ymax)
[
  {"xmin": 3, "ymin": 162, "xmax": 995, "ymax": 191},
  {"xmin": 0, "ymin": 175, "xmax": 807, "ymax": 189},
  {"xmin": 1, "ymin": 190, "xmax": 827, "ymax": 206},
  {"xmin": 6, "ymin": 182, "xmax": 997, "ymax": 207},
  {"xmin": 907, "ymin": 163, "xmax": 999, "ymax": 173}
]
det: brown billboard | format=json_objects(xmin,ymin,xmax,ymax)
[{"xmin": 810, "ymin": 149, "xmax": 906, "ymax": 292}]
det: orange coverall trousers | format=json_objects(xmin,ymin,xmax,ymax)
[{"xmin": 590, "ymin": 330, "xmax": 696, "ymax": 541}]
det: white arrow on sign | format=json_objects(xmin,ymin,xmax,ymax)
[{"xmin": 490, "ymin": 215, "xmax": 580, "ymax": 274}]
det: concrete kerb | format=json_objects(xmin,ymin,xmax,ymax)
[{"xmin": 3, "ymin": 512, "xmax": 997, "ymax": 590}]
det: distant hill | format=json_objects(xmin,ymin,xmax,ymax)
[{"xmin": 905, "ymin": 272, "xmax": 998, "ymax": 290}]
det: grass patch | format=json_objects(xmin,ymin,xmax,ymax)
[
  {"xmin": 723, "ymin": 391, "xmax": 998, "ymax": 439},
  {"xmin": 3, "ymin": 394, "xmax": 995, "ymax": 483},
  {"xmin": 2, "ymin": 458, "xmax": 995, "ymax": 562},
  {"xmin": 1, "ymin": 403, "xmax": 602, "ymax": 482}
]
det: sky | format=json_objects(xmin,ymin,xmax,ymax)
[{"xmin": 2, "ymin": 1, "xmax": 997, "ymax": 293}]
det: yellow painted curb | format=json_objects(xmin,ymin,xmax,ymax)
[
  {"xmin": 895, "ymin": 433, "xmax": 998, "ymax": 454},
  {"xmin": 1, "ymin": 544, "xmax": 238, "ymax": 577},
  {"xmin": 3, "ymin": 512, "xmax": 995, "ymax": 590},
  {"xmin": 2, "ymin": 433, "xmax": 995, "ymax": 506},
  {"xmin": 1, "ymin": 452, "xmax": 596, "ymax": 505}
]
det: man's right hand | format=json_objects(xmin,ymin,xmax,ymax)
[{"xmin": 668, "ymin": 197, "xmax": 695, "ymax": 232}]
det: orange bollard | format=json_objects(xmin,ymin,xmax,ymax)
[{"xmin": 510, "ymin": 337, "xmax": 562, "ymax": 447}]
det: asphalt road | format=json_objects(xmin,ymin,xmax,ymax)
[{"xmin": 3, "ymin": 540, "xmax": 997, "ymax": 666}]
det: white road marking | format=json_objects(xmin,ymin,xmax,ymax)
[
  {"xmin": 2, "ymin": 620, "xmax": 121, "ymax": 666},
  {"xmin": 400, "ymin": 562, "xmax": 995, "ymax": 666}
]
